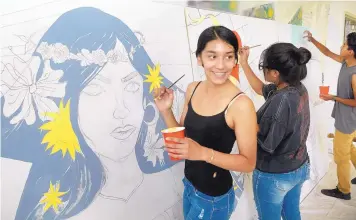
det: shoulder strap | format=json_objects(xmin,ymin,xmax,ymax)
[
  {"xmin": 224, "ymin": 92, "xmax": 245, "ymax": 115},
  {"xmin": 189, "ymin": 81, "xmax": 202, "ymax": 103}
]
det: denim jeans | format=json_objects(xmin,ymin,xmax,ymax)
[
  {"xmin": 182, "ymin": 178, "xmax": 235, "ymax": 220},
  {"xmin": 253, "ymin": 162, "xmax": 310, "ymax": 220}
]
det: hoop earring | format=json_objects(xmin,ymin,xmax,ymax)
[{"xmin": 143, "ymin": 98, "xmax": 159, "ymax": 126}]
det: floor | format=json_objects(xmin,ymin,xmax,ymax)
[{"xmin": 300, "ymin": 154, "xmax": 356, "ymax": 220}]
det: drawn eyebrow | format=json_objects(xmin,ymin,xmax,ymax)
[{"xmin": 121, "ymin": 71, "xmax": 139, "ymax": 83}]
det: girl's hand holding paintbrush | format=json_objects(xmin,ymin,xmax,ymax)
[
  {"xmin": 153, "ymin": 74, "xmax": 185, "ymax": 112},
  {"xmin": 238, "ymin": 46, "xmax": 251, "ymax": 64},
  {"xmin": 153, "ymin": 86, "xmax": 174, "ymax": 112},
  {"xmin": 238, "ymin": 45, "xmax": 261, "ymax": 64}
]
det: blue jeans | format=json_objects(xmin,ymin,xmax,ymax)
[
  {"xmin": 253, "ymin": 162, "xmax": 310, "ymax": 220},
  {"xmin": 182, "ymin": 178, "xmax": 235, "ymax": 220}
]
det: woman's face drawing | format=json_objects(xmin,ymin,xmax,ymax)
[{"xmin": 78, "ymin": 57, "xmax": 145, "ymax": 161}]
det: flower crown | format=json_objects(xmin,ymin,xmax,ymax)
[{"xmin": 36, "ymin": 32, "xmax": 145, "ymax": 66}]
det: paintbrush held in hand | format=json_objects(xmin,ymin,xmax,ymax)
[
  {"xmin": 238, "ymin": 44, "xmax": 261, "ymax": 52},
  {"xmin": 154, "ymin": 74, "xmax": 185, "ymax": 101}
]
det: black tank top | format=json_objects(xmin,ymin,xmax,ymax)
[{"xmin": 183, "ymin": 82, "xmax": 243, "ymax": 196}]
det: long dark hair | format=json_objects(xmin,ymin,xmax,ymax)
[
  {"xmin": 259, "ymin": 42, "xmax": 311, "ymax": 86},
  {"xmin": 196, "ymin": 25, "xmax": 239, "ymax": 61}
]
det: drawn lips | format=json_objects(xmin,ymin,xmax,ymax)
[{"xmin": 111, "ymin": 125, "xmax": 136, "ymax": 140}]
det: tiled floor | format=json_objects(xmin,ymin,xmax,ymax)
[{"xmin": 300, "ymin": 154, "xmax": 356, "ymax": 220}]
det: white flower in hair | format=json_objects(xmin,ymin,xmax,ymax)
[
  {"xmin": 75, "ymin": 49, "xmax": 94, "ymax": 66},
  {"xmin": 36, "ymin": 38, "xmax": 142, "ymax": 66},
  {"xmin": 52, "ymin": 43, "xmax": 70, "ymax": 63},
  {"xmin": 108, "ymin": 39, "xmax": 130, "ymax": 63},
  {"xmin": 1, "ymin": 57, "xmax": 66, "ymax": 125},
  {"xmin": 92, "ymin": 49, "xmax": 107, "ymax": 66},
  {"xmin": 107, "ymin": 50, "xmax": 120, "ymax": 64}
]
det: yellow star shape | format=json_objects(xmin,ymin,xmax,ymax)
[
  {"xmin": 40, "ymin": 99, "xmax": 82, "ymax": 161},
  {"xmin": 40, "ymin": 181, "xmax": 68, "ymax": 213},
  {"xmin": 144, "ymin": 63, "xmax": 163, "ymax": 93}
]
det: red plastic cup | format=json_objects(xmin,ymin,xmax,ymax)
[
  {"xmin": 161, "ymin": 127, "xmax": 185, "ymax": 161},
  {"xmin": 319, "ymin": 85, "xmax": 330, "ymax": 95}
]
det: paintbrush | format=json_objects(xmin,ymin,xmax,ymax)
[
  {"xmin": 239, "ymin": 44, "xmax": 261, "ymax": 52},
  {"xmin": 154, "ymin": 74, "xmax": 185, "ymax": 101},
  {"xmin": 167, "ymin": 74, "xmax": 185, "ymax": 89}
]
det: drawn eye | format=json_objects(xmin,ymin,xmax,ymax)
[
  {"xmin": 125, "ymin": 81, "xmax": 140, "ymax": 93},
  {"xmin": 82, "ymin": 84, "xmax": 105, "ymax": 96}
]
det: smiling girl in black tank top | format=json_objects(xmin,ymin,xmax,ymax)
[
  {"xmin": 184, "ymin": 81, "xmax": 244, "ymax": 196},
  {"xmin": 154, "ymin": 26, "xmax": 257, "ymax": 220}
]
